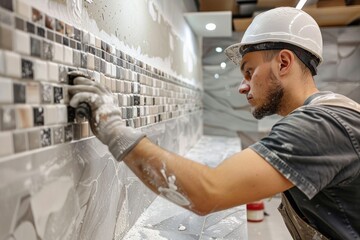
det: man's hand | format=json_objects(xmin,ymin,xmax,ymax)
[{"xmin": 68, "ymin": 71, "xmax": 145, "ymax": 161}]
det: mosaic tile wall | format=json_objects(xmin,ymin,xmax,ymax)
[
  {"xmin": 0, "ymin": 1, "xmax": 202, "ymax": 158},
  {"xmin": 0, "ymin": 0, "xmax": 203, "ymax": 239}
]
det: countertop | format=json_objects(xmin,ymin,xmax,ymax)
[{"xmin": 123, "ymin": 135, "xmax": 248, "ymax": 239}]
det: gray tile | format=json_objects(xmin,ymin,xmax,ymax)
[
  {"xmin": 13, "ymin": 82, "xmax": 26, "ymax": 103},
  {"xmin": 0, "ymin": 106, "xmax": 16, "ymax": 131},
  {"xmin": 15, "ymin": 17, "xmax": 25, "ymax": 30},
  {"xmin": 64, "ymin": 124, "xmax": 73, "ymax": 142},
  {"xmin": 52, "ymin": 126, "xmax": 64, "ymax": 144},
  {"xmin": 41, "ymin": 83, "xmax": 53, "ymax": 103},
  {"xmin": 21, "ymin": 58, "xmax": 34, "ymax": 79},
  {"xmin": 40, "ymin": 128, "xmax": 51, "ymax": 147},
  {"xmin": 42, "ymin": 40, "xmax": 54, "ymax": 60},
  {"xmin": 0, "ymin": 0, "xmax": 13, "ymax": 11},
  {"xmin": 13, "ymin": 131, "xmax": 28, "ymax": 153},
  {"xmin": 30, "ymin": 37, "xmax": 42, "ymax": 57},
  {"xmin": 26, "ymin": 21, "xmax": 35, "ymax": 34},
  {"xmin": 0, "ymin": 8, "xmax": 13, "ymax": 25},
  {"xmin": 28, "ymin": 128, "xmax": 41, "ymax": 150}
]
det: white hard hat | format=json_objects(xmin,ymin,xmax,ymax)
[{"xmin": 225, "ymin": 7, "xmax": 323, "ymax": 75}]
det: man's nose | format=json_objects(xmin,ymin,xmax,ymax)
[{"xmin": 238, "ymin": 80, "xmax": 250, "ymax": 94}]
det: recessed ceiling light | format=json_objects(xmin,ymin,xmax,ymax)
[
  {"xmin": 220, "ymin": 62, "xmax": 226, "ymax": 69},
  {"xmin": 205, "ymin": 23, "xmax": 216, "ymax": 31},
  {"xmin": 215, "ymin": 47, "xmax": 223, "ymax": 53},
  {"xmin": 214, "ymin": 73, "xmax": 219, "ymax": 79}
]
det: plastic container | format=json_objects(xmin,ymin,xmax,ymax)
[{"xmin": 246, "ymin": 201, "xmax": 265, "ymax": 222}]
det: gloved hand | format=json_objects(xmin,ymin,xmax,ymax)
[{"xmin": 68, "ymin": 71, "xmax": 145, "ymax": 161}]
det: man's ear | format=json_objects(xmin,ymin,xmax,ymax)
[{"xmin": 277, "ymin": 49, "xmax": 294, "ymax": 76}]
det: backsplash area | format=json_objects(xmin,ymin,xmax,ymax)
[{"xmin": 0, "ymin": 0, "xmax": 203, "ymax": 239}]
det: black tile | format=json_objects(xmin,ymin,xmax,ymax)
[
  {"xmin": 40, "ymin": 128, "xmax": 52, "ymax": 147},
  {"xmin": 95, "ymin": 49, "xmax": 102, "ymax": 58},
  {"xmin": 63, "ymin": 36, "xmax": 69, "ymax": 46},
  {"xmin": 13, "ymin": 83, "xmax": 26, "ymax": 103},
  {"xmin": 88, "ymin": 46, "xmax": 95, "ymax": 55},
  {"xmin": 30, "ymin": 37, "xmax": 41, "ymax": 57},
  {"xmin": 76, "ymin": 42, "xmax": 81, "ymax": 51},
  {"xmin": 53, "ymin": 86, "xmax": 63, "ymax": 103},
  {"xmin": 33, "ymin": 106, "xmax": 44, "ymax": 126},
  {"xmin": 21, "ymin": 59, "xmax": 34, "ymax": 79},
  {"xmin": 0, "ymin": 0, "xmax": 13, "ymax": 11},
  {"xmin": 15, "ymin": 17, "xmax": 25, "ymax": 30},
  {"xmin": 37, "ymin": 26, "xmax": 45, "ymax": 37},
  {"xmin": 26, "ymin": 22, "xmax": 35, "ymax": 34},
  {"xmin": 134, "ymin": 95, "xmax": 140, "ymax": 106}
]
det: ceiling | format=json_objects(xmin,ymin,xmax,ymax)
[{"xmin": 194, "ymin": 0, "xmax": 360, "ymax": 32}]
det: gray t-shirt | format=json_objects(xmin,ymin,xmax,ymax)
[{"xmin": 250, "ymin": 92, "xmax": 360, "ymax": 239}]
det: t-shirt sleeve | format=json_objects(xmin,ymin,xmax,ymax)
[{"xmin": 249, "ymin": 106, "xmax": 356, "ymax": 199}]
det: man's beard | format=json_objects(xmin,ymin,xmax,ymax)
[{"xmin": 251, "ymin": 70, "xmax": 284, "ymax": 120}]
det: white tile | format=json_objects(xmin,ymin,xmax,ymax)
[
  {"xmin": 16, "ymin": 1, "xmax": 31, "ymax": 20},
  {"xmin": 100, "ymin": 73, "xmax": 106, "ymax": 86},
  {"xmin": 53, "ymin": 42, "xmax": 64, "ymax": 63},
  {"xmin": 105, "ymin": 76, "xmax": 112, "ymax": 90},
  {"xmin": 47, "ymin": 62, "xmax": 59, "ymax": 82},
  {"xmin": 111, "ymin": 63, "xmax": 116, "ymax": 78},
  {"xmin": 56, "ymin": 105, "xmax": 67, "ymax": 124},
  {"xmin": 4, "ymin": 51, "xmax": 21, "ymax": 78},
  {"xmin": 95, "ymin": 37, "xmax": 101, "ymax": 48},
  {"xmin": 105, "ymin": 62, "xmax": 111, "ymax": 76},
  {"xmin": 0, "ymin": 132, "xmax": 14, "ymax": 157},
  {"xmin": 89, "ymin": 33, "xmax": 95, "ymax": 46},
  {"xmin": 44, "ymin": 105, "xmax": 57, "ymax": 125},
  {"xmin": 0, "ymin": 77, "xmax": 13, "ymax": 103},
  {"xmin": 87, "ymin": 53, "xmax": 94, "ymax": 70},
  {"xmin": 111, "ymin": 78, "xmax": 116, "ymax": 92},
  {"xmin": 93, "ymin": 71, "xmax": 100, "ymax": 83},
  {"xmin": 34, "ymin": 59, "xmax": 48, "ymax": 81},
  {"xmin": 82, "ymin": 30, "xmax": 90, "ymax": 44},
  {"xmin": 14, "ymin": 30, "xmax": 30, "ymax": 55},
  {"xmin": 63, "ymin": 46, "xmax": 73, "ymax": 65}
]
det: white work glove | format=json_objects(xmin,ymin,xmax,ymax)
[{"xmin": 68, "ymin": 71, "xmax": 145, "ymax": 161}]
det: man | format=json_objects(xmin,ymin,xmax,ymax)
[{"xmin": 69, "ymin": 7, "xmax": 360, "ymax": 239}]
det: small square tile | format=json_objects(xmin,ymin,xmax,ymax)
[
  {"xmin": 67, "ymin": 106, "xmax": 75, "ymax": 123},
  {"xmin": 37, "ymin": 26, "xmax": 45, "ymax": 37},
  {"xmin": 0, "ymin": 8, "xmax": 13, "ymax": 25},
  {"xmin": 26, "ymin": 22, "xmax": 35, "ymax": 34},
  {"xmin": 16, "ymin": 1, "xmax": 31, "ymax": 19},
  {"xmin": 73, "ymin": 50, "xmax": 81, "ymax": 67},
  {"xmin": 14, "ymin": 30, "xmax": 31, "ymax": 55},
  {"xmin": 21, "ymin": 58, "xmax": 34, "ymax": 79},
  {"xmin": 63, "ymin": 36, "xmax": 69, "ymax": 46},
  {"xmin": 52, "ymin": 126, "xmax": 64, "ymax": 144},
  {"xmin": 53, "ymin": 86, "xmax": 63, "ymax": 103},
  {"xmin": 0, "ymin": 106, "xmax": 16, "ymax": 130},
  {"xmin": 62, "ymin": 85, "xmax": 69, "ymax": 104},
  {"xmin": 33, "ymin": 106, "xmax": 44, "ymax": 126},
  {"xmin": 45, "ymin": 15, "xmax": 55, "ymax": 30},
  {"xmin": 30, "ymin": 36, "xmax": 42, "ymax": 58},
  {"xmin": 44, "ymin": 105, "xmax": 57, "ymax": 125},
  {"xmin": 15, "ymin": 105, "xmax": 34, "ymax": 129},
  {"xmin": 40, "ymin": 128, "xmax": 52, "ymax": 147},
  {"xmin": 47, "ymin": 30, "xmax": 54, "ymax": 41},
  {"xmin": 13, "ymin": 130, "xmax": 28, "ymax": 153},
  {"xmin": 13, "ymin": 82, "xmax": 26, "ymax": 103},
  {"xmin": 94, "ymin": 56, "xmax": 100, "ymax": 71},
  {"xmin": 81, "ymin": 122, "xmax": 89, "ymax": 138},
  {"xmin": 82, "ymin": 30, "xmax": 90, "ymax": 44},
  {"xmin": 69, "ymin": 39, "xmax": 76, "ymax": 49},
  {"xmin": 0, "ymin": 25, "xmax": 13, "ymax": 50},
  {"xmin": 80, "ymin": 52, "xmax": 87, "ymax": 68},
  {"xmin": 55, "ymin": 33, "xmax": 62, "ymax": 44},
  {"xmin": 73, "ymin": 27, "xmax": 81, "ymax": 41},
  {"xmin": 64, "ymin": 124, "xmax": 73, "ymax": 142},
  {"xmin": 42, "ymin": 40, "xmax": 54, "ymax": 60},
  {"xmin": 26, "ymin": 81, "xmax": 41, "ymax": 104},
  {"xmin": 28, "ymin": 128, "xmax": 41, "ymax": 150},
  {"xmin": 0, "ymin": 77, "xmax": 13, "ymax": 103},
  {"xmin": 15, "ymin": 17, "xmax": 25, "ymax": 30},
  {"xmin": 58, "ymin": 65, "xmax": 68, "ymax": 83},
  {"xmin": 63, "ymin": 46, "xmax": 73, "ymax": 65},
  {"xmin": 0, "ymin": 132, "xmax": 14, "ymax": 157},
  {"xmin": 34, "ymin": 59, "xmax": 48, "ymax": 81},
  {"xmin": 65, "ymin": 24, "xmax": 74, "ymax": 38},
  {"xmin": 73, "ymin": 123, "xmax": 81, "ymax": 140},
  {"xmin": 47, "ymin": 62, "xmax": 59, "ymax": 82},
  {"xmin": 89, "ymin": 32, "xmax": 95, "ymax": 46},
  {"xmin": 32, "ymin": 8, "xmax": 43, "ymax": 25},
  {"xmin": 53, "ymin": 42, "xmax": 64, "ymax": 63},
  {"xmin": 0, "ymin": 0, "xmax": 13, "ymax": 11},
  {"xmin": 41, "ymin": 83, "xmax": 53, "ymax": 103},
  {"xmin": 55, "ymin": 19, "xmax": 65, "ymax": 34},
  {"xmin": 76, "ymin": 42, "xmax": 81, "ymax": 51}
]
